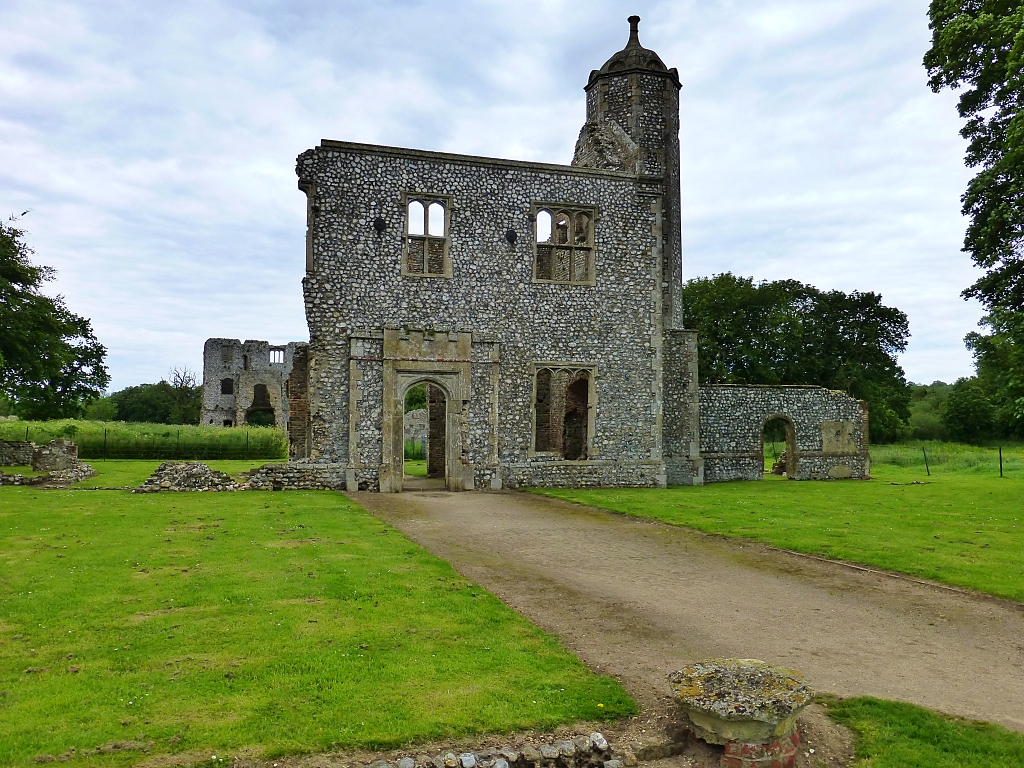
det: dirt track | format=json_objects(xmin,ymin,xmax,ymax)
[{"xmin": 353, "ymin": 489, "xmax": 1024, "ymax": 733}]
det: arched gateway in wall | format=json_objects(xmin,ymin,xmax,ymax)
[{"xmin": 697, "ymin": 385, "xmax": 871, "ymax": 483}]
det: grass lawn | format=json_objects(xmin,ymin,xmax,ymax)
[
  {"xmin": 825, "ymin": 697, "xmax": 1024, "ymax": 767},
  {"xmin": 534, "ymin": 461, "xmax": 1024, "ymax": 602},
  {"xmin": 404, "ymin": 459, "xmax": 428, "ymax": 478},
  {"xmin": 0, "ymin": 488, "xmax": 633, "ymax": 767},
  {"xmin": 1, "ymin": 466, "xmax": 47, "ymax": 478}
]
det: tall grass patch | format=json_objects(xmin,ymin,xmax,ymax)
[
  {"xmin": 0, "ymin": 489, "xmax": 633, "ymax": 767},
  {"xmin": 871, "ymin": 441, "xmax": 1023, "ymax": 475},
  {"xmin": 0, "ymin": 420, "xmax": 286, "ymax": 460}
]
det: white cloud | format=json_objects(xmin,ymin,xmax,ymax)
[{"xmin": 1, "ymin": 0, "xmax": 980, "ymax": 389}]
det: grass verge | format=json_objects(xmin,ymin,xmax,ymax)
[
  {"xmin": 824, "ymin": 696, "xmax": 1024, "ymax": 767},
  {"xmin": 0, "ymin": 488, "xmax": 634, "ymax": 767},
  {"xmin": 533, "ymin": 464, "xmax": 1024, "ymax": 602}
]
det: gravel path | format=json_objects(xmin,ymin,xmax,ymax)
[{"xmin": 353, "ymin": 489, "xmax": 1024, "ymax": 733}]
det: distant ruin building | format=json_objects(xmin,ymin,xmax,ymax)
[
  {"xmin": 200, "ymin": 339, "xmax": 311, "ymax": 459},
  {"xmin": 203, "ymin": 16, "xmax": 869, "ymax": 491}
]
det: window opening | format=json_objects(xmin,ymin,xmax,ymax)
[
  {"xmin": 246, "ymin": 383, "xmax": 275, "ymax": 427},
  {"xmin": 220, "ymin": 378, "xmax": 234, "ymax": 395},
  {"xmin": 242, "ymin": 354, "xmax": 249, "ymax": 371},
  {"xmin": 408, "ymin": 201, "xmax": 425, "ymax": 236},
  {"xmin": 534, "ymin": 205, "xmax": 594, "ymax": 284},
  {"xmin": 223, "ymin": 419, "xmax": 233, "ymax": 427},
  {"xmin": 270, "ymin": 348, "xmax": 284, "ymax": 365},
  {"xmin": 534, "ymin": 368, "xmax": 591, "ymax": 459},
  {"xmin": 405, "ymin": 197, "xmax": 448, "ymax": 276}
]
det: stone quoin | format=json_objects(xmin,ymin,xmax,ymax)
[{"xmin": 201, "ymin": 16, "xmax": 869, "ymax": 491}]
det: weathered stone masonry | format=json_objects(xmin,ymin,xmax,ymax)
[{"xmin": 201, "ymin": 16, "xmax": 869, "ymax": 490}]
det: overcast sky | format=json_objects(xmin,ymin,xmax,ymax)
[{"xmin": 2, "ymin": 0, "xmax": 977, "ymax": 391}]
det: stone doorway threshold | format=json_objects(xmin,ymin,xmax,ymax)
[{"xmin": 402, "ymin": 475, "xmax": 448, "ymax": 491}]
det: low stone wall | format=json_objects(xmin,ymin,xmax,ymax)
[
  {"xmin": 699, "ymin": 385, "xmax": 870, "ymax": 483},
  {"xmin": 247, "ymin": 461, "xmax": 348, "ymax": 491},
  {"xmin": 32, "ymin": 439, "xmax": 79, "ymax": 472},
  {"xmin": 371, "ymin": 733, "xmax": 616, "ymax": 768},
  {"xmin": 503, "ymin": 460, "xmax": 666, "ymax": 489},
  {"xmin": 0, "ymin": 440, "xmax": 35, "ymax": 466},
  {"xmin": 0, "ymin": 472, "xmax": 41, "ymax": 486}
]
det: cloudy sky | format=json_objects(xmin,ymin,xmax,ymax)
[{"xmin": 2, "ymin": 0, "xmax": 977, "ymax": 391}]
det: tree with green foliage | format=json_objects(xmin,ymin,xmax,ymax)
[
  {"xmin": 0, "ymin": 216, "xmax": 109, "ymax": 418},
  {"xmin": 925, "ymin": 3, "xmax": 1024, "ymax": 439},
  {"xmin": 108, "ymin": 371, "xmax": 202, "ymax": 426},
  {"xmin": 966, "ymin": 306, "xmax": 1024, "ymax": 435},
  {"xmin": 84, "ymin": 395, "xmax": 119, "ymax": 421},
  {"xmin": 907, "ymin": 381, "xmax": 952, "ymax": 440},
  {"xmin": 925, "ymin": 2, "xmax": 1024, "ymax": 311},
  {"xmin": 110, "ymin": 381, "xmax": 177, "ymax": 424},
  {"xmin": 942, "ymin": 377, "xmax": 996, "ymax": 443},
  {"xmin": 682, "ymin": 273, "xmax": 911, "ymax": 442}
]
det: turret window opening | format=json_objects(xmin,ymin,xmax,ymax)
[
  {"xmin": 533, "ymin": 204, "xmax": 595, "ymax": 284},
  {"xmin": 403, "ymin": 195, "xmax": 451, "ymax": 277}
]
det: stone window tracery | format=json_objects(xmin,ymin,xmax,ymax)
[
  {"xmin": 533, "ymin": 365, "xmax": 595, "ymax": 459},
  {"xmin": 403, "ymin": 195, "xmax": 451, "ymax": 277},
  {"xmin": 532, "ymin": 204, "xmax": 595, "ymax": 284}
]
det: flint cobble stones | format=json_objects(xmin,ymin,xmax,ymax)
[
  {"xmin": 0, "ymin": 440, "xmax": 35, "ymax": 466},
  {"xmin": 699, "ymin": 385, "xmax": 870, "ymax": 483},
  {"xmin": 373, "ymin": 733, "xmax": 613, "ymax": 768}
]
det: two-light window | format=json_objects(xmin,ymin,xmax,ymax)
[
  {"xmin": 404, "ymin": 197, "xmax": 450, "ymax": 277},
  {"xmin": 533, "ymin": 207, "xmax": 595, "ymax": 284}
]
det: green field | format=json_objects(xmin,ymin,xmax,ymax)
[
  {"xmin": 536, "ymin": 454, "xmax": 1024, "ymax": 602},
  {"xmin": 0, "ymin": 420, "xmax": 287, "ymax": 460},
  {"xmin": 0, "ymin": 488, "xmax": 633, "ymax": 767},
  {"xmin": 826, "ymin": 697, "xmax": 1024, "ymax": 768}
]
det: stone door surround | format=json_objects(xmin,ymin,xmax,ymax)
[{"xmin": 379, "ymin": 328, "xmax": 479, "ymax": 492}]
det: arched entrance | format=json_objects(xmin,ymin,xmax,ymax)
[
  {"xmin": 381, "ymin": 372, "xmax": 466, "ymax": 493},
  {"xmin": 762, "ymin": 415, "xmax": 797, "ymax": 479}
]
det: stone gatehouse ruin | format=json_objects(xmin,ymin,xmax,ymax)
[{"xmin": 201, "ymin": 16, "xmax": 869, "ymax": 491}]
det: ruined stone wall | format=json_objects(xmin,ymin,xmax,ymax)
[
  {"xmin": 287, "ymin": 345, "xmax": 311, "ymax": 459},
  {"xmin": 0, "ymin": 440, "xmax": 35, "ymax": 466},
  {"xmin": 698, "ymin": 385, "xmax": 870, "ymax": 482},
  {"xmin": 663, "ymin": 330, "xmax": 703, "ymax": 485},
  {"xmin": 200, "ymin": 338, "xmax": 307, "ymax": 432},
  {"xmin": 298, "ymin": 142, "xmax": 669, "ymax": 490},
  {"xmin": 247, "ymin": 461, "xmax": 348, "ymax": 491}
]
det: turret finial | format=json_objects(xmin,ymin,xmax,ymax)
[{"xmin": 627, "ymin": 16, "xmax": 641, "ymax": 47}]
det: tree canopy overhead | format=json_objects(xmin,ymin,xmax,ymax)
[
  {"xmin": 0, "ymin": 217, "xmax": 109, "ymax": 419},
  {"xmin": 681, "ymin": 274, "xmax": 911, "ymax": 442},
  {"xmin": 925, "ymin": 2, "xmax": 1024, "ymax": 310}
]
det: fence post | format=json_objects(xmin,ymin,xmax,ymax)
[
  {"xmin": 103, "ymin": 428, "xmax": 107, "ymax": 461},
  {"xmin": 26, "ymin": 426, "xmax": 29, "ymax": 442},
  {"xmin": 1000, "ymin": 445, "xmax": 1004, "ymax": 478},
  {"xmin": 246, "ymin": 431, "xmax": 249, "ymax": 459},
  {"xmin": 176, "ymin": 430, "xmax": 180, "ymax": 459},
  {"xmin": 923, "ymin": 446, "xmax": 930, "ymax": 476}
]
